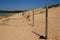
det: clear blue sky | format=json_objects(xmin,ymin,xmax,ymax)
[{"xmin": 0, "ymin": 0, "xmax": 60, "ymax": 10}]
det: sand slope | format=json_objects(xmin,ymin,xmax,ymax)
[{"xmin": 0, "ymin": 7, "xmax": 60, "ymax": 40}]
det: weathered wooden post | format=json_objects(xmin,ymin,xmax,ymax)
[
  {"xmin": 32, "ymin": 11, "xmax": 34, "ymax": 26},
  {"xmin": 45, "ymin": 5, "xmax": 48, "ymax": 40}
]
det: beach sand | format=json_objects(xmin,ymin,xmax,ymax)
[{"xmin": 0, "ymin": 7, "xmax": 60, "ymax": 40}]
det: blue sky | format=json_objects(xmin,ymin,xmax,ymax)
[{"xmin": 0, "ymin": 0, "xmax": 60, "ymax": 10}]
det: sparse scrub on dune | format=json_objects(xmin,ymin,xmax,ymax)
[
  {"xmin": 44, "ymin": 4, "xmax": 60, "ymax": 9},
  {"xmin": 24, "ymin": 13, "xmax": 30, "ymax": 21},
  {"xmin": 3, "ymin": 18, "xmax": 10, "ymax": 22},
  {"xmin": 0, "ymin": 16, "xmax": 6, "ymax": 19},
  {"xmin": 0, "ymin": 17, "xmax": 2, "ymax": 19}
]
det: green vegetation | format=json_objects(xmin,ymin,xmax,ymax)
[
  {"xmin": 0, "ymin": 10, "xmax": 26, "ymax": 13},
  {"xmin": 44, "ymin": 4, "xmax": 60, "ymax": 9}
]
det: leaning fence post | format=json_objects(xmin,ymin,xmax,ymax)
[{"xmin": 45, "ymin": 5, "xmax": 48, "ymax": 40}]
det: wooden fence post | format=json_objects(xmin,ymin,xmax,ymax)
[
  {"xmin": 32, "ymin": 11, "xmax": 34, "ymax": 26},
  {"xmin": 45, "ymin": 5, "xmax": 48, "ymax": 40}
]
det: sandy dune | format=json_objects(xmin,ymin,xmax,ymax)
[{"xmin": 0, "ymin": 7, "xmax": 60, "ymax": 40}]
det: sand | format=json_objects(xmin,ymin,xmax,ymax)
[{"xmin": 0, "ymin": 7, "xmax": 60, "ymax": 40}]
